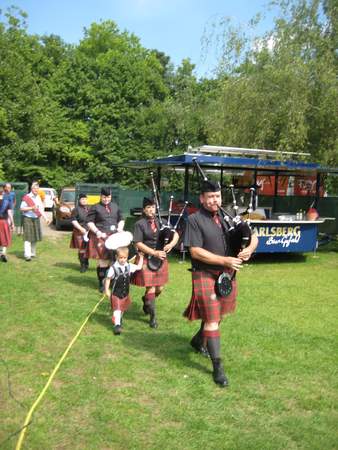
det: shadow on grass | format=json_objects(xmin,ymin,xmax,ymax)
[
  {"xmin": 64, "ymin": 274, "xmax": 98, "ymax": 290},
  {"xmin": 54, "ymin": 261, "xmax": 83, "ymax": 271},
  {"xmin": 92, "ymin": 302, "xmax": 210, "ymax": 375},
  {"xmin": 11, "ymin": 250, "xmax": 25, "ymax": 260},
  {"xmin": 91, "ymin": 302, "xmax": 148, "ymax": 330},
  {"xmin": 251, "ymin": 253, "xmax": 308, "ymax": 264},
  {"xmin": 123, "ymin": 328, "xmax": 210, "ymax": 374}
]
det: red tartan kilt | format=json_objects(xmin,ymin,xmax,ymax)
[
  {"xmin": 110, "ymin": 295, "xmax": 131, "ymax": 312},
  {"xmin": 86, "ymin": 232, "xmax": 113, "ymax": 260},
  {"xmin": 183, "ymin": 269, "xmax": 237, "ymax": 322},
  {"xmin": 0, "ymin": 219, "xmax": 11, "ymax": 247},
  {"xmin": 132, "ymin": 255, "xmax": 169, "ymax": 287},
  {"xmin": 69, "ymin": 229, "xmax": 87, "ymax": 250}
]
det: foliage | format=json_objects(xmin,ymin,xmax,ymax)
[
  {"xmin": 0, "ymin": 1, "xmax": 337, "ymax": 190},
  {"xmin": 202, "ymin": 0, "xmax": 338, "ymax": 167}
]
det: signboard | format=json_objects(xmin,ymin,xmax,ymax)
[
  {"xmin": 252, "ymin": 175, "xmax": 324, "ymax": 197},
  {"xmin": 252, "ymin": 222, "xmax": 318, "ymax": 253},
  {"xmin": 256, "ymin": 175, "xmax": 289, "ymax": 196}
]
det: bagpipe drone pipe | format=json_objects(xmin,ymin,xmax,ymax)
[{"xmin": 147, "ymin": 172, "xmax": 188, "ymax": 272}]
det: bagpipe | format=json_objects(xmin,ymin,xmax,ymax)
[
  {"xmin": 147, "ymin": 172, "xmax": 188, "ymax": 272},
  {"xmin": 193, "ymin": 158, "xmax": 255, "ymax": 297}
]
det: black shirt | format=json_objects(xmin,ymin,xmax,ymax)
[
  {"xmin": 86, "ymin": 202, "xmax": 123, "ymax": 233},
  {"xmin": 184, "ymin": 206, "xmax": 230, "ymax": 271},
  {"xmin": 71, "ymin": 205, "xmax": 89, "ymax": 228},
  {"xmin": 133, "ymin": 216, "xmax": 168, "ymax": 249}
]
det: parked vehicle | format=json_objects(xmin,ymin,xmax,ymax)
[
  {"xmin": 39, "ymin": 187, "xmax": 57, "ymax": 210},
  {"xmin": 52, "ymin": 187, "xmax": 75, "ymax": 230}
]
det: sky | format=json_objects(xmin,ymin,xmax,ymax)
[{"xmin": 1, "ymin": 0, "xmax": 277, "ymax": 77}]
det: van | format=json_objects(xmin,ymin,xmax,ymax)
[{"xmin": 52, "ymin": 187, "xmax": 76, "ymax": 230}]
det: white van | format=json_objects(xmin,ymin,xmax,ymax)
[{"xmin": 40, "ymin": 187, "xmax": 57, "ymax": 210}]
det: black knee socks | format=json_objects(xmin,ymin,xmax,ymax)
[{"xmin": 203, "ymin": 329, "xmax": 221, "ymax": 360}]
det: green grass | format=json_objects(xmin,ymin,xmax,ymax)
[{"xmin": 1, "ymin": 235, "xmax": 338, "ymax": 450}]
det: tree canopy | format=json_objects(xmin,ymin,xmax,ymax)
[{"xmin": 0, "ymin": 1, "xmax": 337, "ymax": 190}]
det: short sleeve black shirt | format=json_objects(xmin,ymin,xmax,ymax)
[
  {"xmin": 184, "ymin": 207, "xmax": 230, "ymax": 271},
  {"xmin": 71, "ymin": 205, "xmax": 89, "ymax": 228},
  {"xmin": 133, "ymin": 216, "xmax": 167, "ymax": 249},
  {"xmin": 86, "ymin": 202, "xmax": 123, "ymax": 233}
]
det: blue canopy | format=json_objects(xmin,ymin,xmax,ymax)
[{"xmin": 126, "ymin": 153, "xmax": 320, "ymax": 173}]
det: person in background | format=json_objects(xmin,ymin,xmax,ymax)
[
  {"xmin": 0, "ymin": 184, "xmax": 14, "ymax": 262},
  {"xmin": 20, "ymin": 181, "xmax": 50, "ymax": 261},
  {"xmin": 86, "ymin": 187, "xmax": 124, "ymax": 292},
  {"xmin": 70, "ymin": 193, "xmax": 90, "ymax": 272},
  {"xmin": 38, "ymin": 187, "xmax": 46, "ymax": 207}
]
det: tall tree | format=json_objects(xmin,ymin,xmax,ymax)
[{"xmin": 202, "ymin": 0, "xmax": 338, "ymax": 167}]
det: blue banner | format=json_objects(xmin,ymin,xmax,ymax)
[{"xmin": 252, "ymin": 222, "xmax": 318, "ymax": 253}]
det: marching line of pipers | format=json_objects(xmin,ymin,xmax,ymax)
[{"xmin": 0, "ymin": 181, "xmax": 258, "ymax": 387}]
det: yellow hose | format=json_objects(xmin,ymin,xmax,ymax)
[{"xmin": 16, "ymin": 295, "xmax": 106, "ymax": 450}]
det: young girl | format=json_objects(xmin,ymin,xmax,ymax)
[{"xmin": 104, "ymin": 247, "xmax": 143, "ymax": 335}]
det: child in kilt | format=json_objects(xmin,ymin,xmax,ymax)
[{"xmin": 104, "ymin": 247, "xmax": 143, "ymax": 335}]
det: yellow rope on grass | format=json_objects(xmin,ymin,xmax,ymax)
[{"xmin": 16, "ymin": 294, "xmax": 106, "ymax": 450}]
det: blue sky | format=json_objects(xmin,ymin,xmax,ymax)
[{"xmin": 1, "ymin": 0, "xmax": 276, "ymax": 77}]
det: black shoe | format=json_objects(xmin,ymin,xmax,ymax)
[
  {"xmin": 0, "ymin": 255, "xmax": 7, "ymax": 263},
  {"xmin": 190, "ymin": 336, "xmax": 210, "ymax": 358},
  {"xmin": 149, "ymin": 317, "xmax": 158, "ymax": 329},
  {"xmin": 114, "ymin": 325, "xmax": 122, "ymax": 335},
  {"xmin": 25, "ymin": 257, "xmax": 31, "ymax": 262},
  {"xmin": 80, "ymin": 264, "xmax": 87, "ymax": 273},
  {"xmin": 211, "ymin": 358, "xmax": 229, "ymax": 388}
]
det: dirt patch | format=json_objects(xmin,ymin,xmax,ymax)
[{"xmin": 41, "ymin": 212, "xmax": 71, "ymax": 240}]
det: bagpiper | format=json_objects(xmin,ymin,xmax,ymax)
[
  {"xmin": 70, "ymin": 193, "xmax": 90, "ymax": 272},
  {"xmin": 183, "ymin": 179, "xmax": 258, "ymax": 387},
  {"xmin": 133, "ymin": 197, "xmax": 179, "ymax": 328},
  {"xmin": 86, "ymin": 187, "xmax": 124, "ymax": 291}
]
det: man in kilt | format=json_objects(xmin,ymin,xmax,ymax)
[
  {"xmin": 70, "ymin": 193, "xmax": 90, "ymax": 273},
  {"xmin": 20, "ymin": 182, "xmax": 51, "ymax": 261},
  {"xmin": 0, "ymin": 184, "xmax": 15, "ymax": 262},
  {"xmin": 183, "ymin": 180, "xmax": 258, "ymax": 387},
  {"xmin": 86, "ymin": 187, "xmax": 124, "ymax": 292},
  {"xmin": 133, "ymin": 197, "xmax": 179, "ymax": 328}
]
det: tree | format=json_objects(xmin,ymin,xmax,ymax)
[{"xmin": 201, "ymin": 0, "xmax": 338, "ymax": 168}]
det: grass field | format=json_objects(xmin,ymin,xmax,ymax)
[{"xmin": 1, "ymin": 234, "xmax": 338, "ymax": 450}]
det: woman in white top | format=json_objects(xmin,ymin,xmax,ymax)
[{"xmin": 20, "ymin": 182, "xmax": 50, "ymax": 261}]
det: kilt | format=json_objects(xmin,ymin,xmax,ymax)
[
  {"xmin": 110, "ymin": 294, "xmax": 131, "ymax": 312},
  {"xmin": 132, "ymin": 255, "xmax": 169, "ymax": 287},
  {"xmin": 22, "ymin": 216, "xmax": 42, "ymax": 243},
  {"xmin": 86, "ymin": 232, "xmax": 113, "ymax": 260},
  {"xmin": 183, "ymin": 269, "xmax": 237, "ymax": 322},
  {"xmin": 0, "ymin": 219, "xmax": 11, "ymax": 247},
  {"xmin": 70, "ymin": 229, "xmax": 87, "ymax": 251}
]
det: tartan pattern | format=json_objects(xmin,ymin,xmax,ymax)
[
  {"xmin": 183, "ymin": 269, "xmax": 237, "ymax": 322},
  {"xmin": 70, "ymin": 229, "xmax": 87, "ymax": 250},
  {"xmin": 86, "ymin": 232, "xmax": 113, "ymax": 260},
  {"xmin": 22, "ymin": 216, "xmax": 42, "ymax": 243},
  {"xmin": 132, "ymin": 256, "xmax": 169, "ymax": 287},
  {"xmin": 110, "ymin": 294, "xmax": 131, "ymax": 312},
  {"xmin": 0, "ymin": 219, "xmax": 11, "ymax": 247}
]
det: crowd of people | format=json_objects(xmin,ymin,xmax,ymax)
[{"xmin": 0, "ymin": 180, "xmax": 258, "ymax": 387}]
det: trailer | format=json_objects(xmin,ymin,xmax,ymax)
[{"xmin": 123, "ymin": 146, "xmax": 337, "ymax": 253}]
